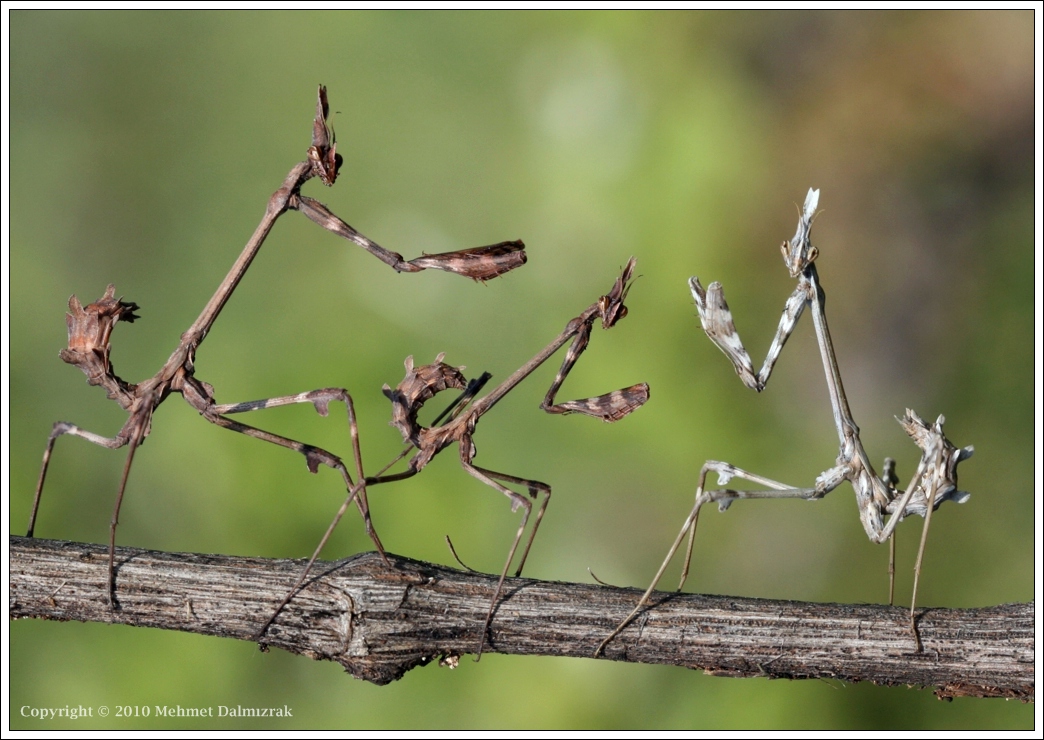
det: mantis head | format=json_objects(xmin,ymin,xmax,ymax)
[
  {"xmin": 780, "ymin": 187, "xmax": 821, "ymax": 279},
  {"xmin": 307, "ymin": 85, "xmax": 343, "ymax": 186},
  {"xmin": 598, "ymin": 257, "xmax": 638, "ymax": 329}
]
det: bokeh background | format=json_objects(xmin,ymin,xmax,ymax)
[{"xmin": 8, "ymin": 10, "xmax": 1035, "ymax": 730}]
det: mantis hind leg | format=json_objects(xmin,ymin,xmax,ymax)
[
  {"xmin": 28, "ymin": 422, "xmax": 130, "ymax": 538},
  {"xmin": 459, "ymin": 446, "xmax": 550, "ymax": 662}
]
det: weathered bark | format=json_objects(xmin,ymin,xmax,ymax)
[{"xmin": 9, "ymin": 536, "xmax": 1032, "ymax": 700}]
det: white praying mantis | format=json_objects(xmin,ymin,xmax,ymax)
[{"xmin": 597, "ymin": 188, "xmax": 973, "ymax": 656}]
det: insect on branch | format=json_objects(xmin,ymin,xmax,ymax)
[
  {"xmin": 27, "ymin": 85, "xmax": 528, "ymax": 614},
  {"xmin": 257, "ymin": 258, "xmax": 651, "ymax": 659},
  {"xmin": 598, "ymin": 189, "xmax": 973, "ymax": 657}
]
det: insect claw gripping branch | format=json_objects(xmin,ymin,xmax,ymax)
[
  {"xmin": 596, "ymin": 189, "xmax": 972, "ymax": 658},
  {"xmin": 28, "ymin": 86, "xmax": 527, "ymax": 615}
]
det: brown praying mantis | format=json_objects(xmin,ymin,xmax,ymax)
[
  {"xmin": 26, "ymin": 86, "xmax": 528, "ymax": 610},
  {"xmin": 256, "ymin": 257, "xmax": 651, "ymax": 659},
  {"xmin": 597, "ymin": 189, "xmax": 972, "ymax": 657}
]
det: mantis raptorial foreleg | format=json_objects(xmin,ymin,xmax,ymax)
[
  {"xmin": 541, "ymin": 322, "xmax": 650, "ymax": 421},
  {"xmin": 691, "ymin": 279, "xmax": 808, "ymax": 393}
]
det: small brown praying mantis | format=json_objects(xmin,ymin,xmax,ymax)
[
  {"xmin": 597, "ymin": 189, "xmax": 973, "ymax": 657},
  {"xmin": 257, "ymin": 257, "xmax": 651, "ymax": 659},
  {"xmin": 27, "ymin": 86, "xmax": 528, "ymax": 609}
]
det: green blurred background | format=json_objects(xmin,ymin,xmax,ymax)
[{"xmin": 9, "ymin": 10, "xmax": 1034, "ymax": 730}]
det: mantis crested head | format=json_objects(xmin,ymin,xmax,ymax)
[{"xmin": 781, "ymin": 187, "xmax": 821, "ymax": 279}]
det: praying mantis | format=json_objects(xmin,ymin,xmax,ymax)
[
  {"xmin": 597, "ymin": 188, "xmax": 973, "ymax": 657},
  {"xmin": 257, "ymin": 257, "xmax": 651, "ymax": 658},
  {"xmin": 26, "ymin": 86, "xmax": 528, "ymax": 611}
]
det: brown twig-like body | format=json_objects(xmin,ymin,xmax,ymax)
[
  {"xmin": 598, "ymin": 189, "xmax": 973, "ymax": 656},
  {"xmin": 27, "ymin": 86, "xmax": 527, "ymax": 610},
  {"xmin": 259, "ymin": 259, "xmax": 651, "ymax": 657},
  {"xmin": 10, "ymin": 536, "xmax": 1032, "ymax": 700}
]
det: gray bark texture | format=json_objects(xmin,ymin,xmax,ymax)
[{"xmin": 9, "ymin": 536, "xmax": 1033, "ymax": 700}]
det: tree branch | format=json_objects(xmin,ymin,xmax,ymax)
[{"xmin": 9, "ymin": 536, "xmax": 1032, "ymax": 700}]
